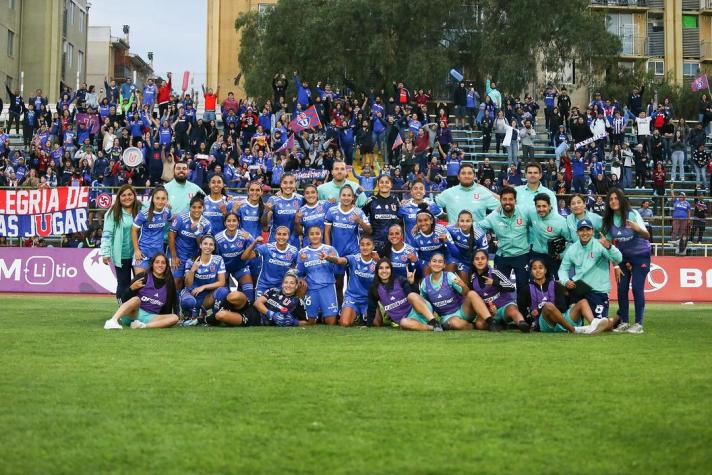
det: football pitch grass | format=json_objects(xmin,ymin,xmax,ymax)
[{"xmin": 1, "ymin": 296, "xmax": 711, "ymax": 474}]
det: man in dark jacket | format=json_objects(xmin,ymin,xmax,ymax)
[
  {"xmin": 5, "ymin": 84, "xmax": 23, "ymax": 134},
  {"xmin": 453, "ymin": 82, "xmax": 467, "ymax": 129},
  {"xmin": 627, "ymin": 85, "xmax": 645, "ymax": 120}
]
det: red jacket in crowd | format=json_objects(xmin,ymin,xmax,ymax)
[{"xmin": 157, "ymin": 77, "xmax": 172, "ymax": 105}]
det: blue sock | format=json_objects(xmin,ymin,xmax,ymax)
[
  {"xmin": 241, "ymin": 281, "xmax": 255, "ymax": 303},
  {"xmin": 212, "ymin": 287, "xmax": 229, "ymax": 314},
  {"xmin": 180, "ymin": 294, "xmax": 197, "ymax": 318}
]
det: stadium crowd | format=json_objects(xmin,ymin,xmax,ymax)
[{"xmin": 1, "ymin": 71, "xmax": 710, "ymax": 334}]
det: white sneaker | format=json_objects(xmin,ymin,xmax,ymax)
[
  {"xmin": 130, "ymin": 320, "xmax": 146, "ymax": 329},
  {"xmin": 104, "ymin": 319, "xmax": 122, "ymax": 330},
  {"xmin": 613, "ymin": 322, "xmax": 630, "ymax": 333},
  {"xmin": 587, "ymin": 318, "xmax": 608, "ymax": 335},
  {"xmin": 627, "ymin": 323, "xmax": 644, "ymax": 334},
  {"xmin": 574, "ymin": 325, "xmax": 589, "ymax": 334}
]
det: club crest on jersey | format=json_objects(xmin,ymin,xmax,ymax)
[
  {"xmin": 474, "ymin": 193, "xmax": 480, "ymax": 199},
  {"xmin": 400, "ymin": 255, "xmax": 408, "ymax": 261},
  {"xmin": 285, "ymin": 252, "xmax": 293, "ymax": 260},
  {"xmin": 369, "ymin": 263, "xmax": 376, "ymax": 272},
  {"xmin": 546, "ymin": 226, "xmax": 553, "ymax": 232},
  {"xmin": 209, "ymin": 265, "xmax": 216, "ymax": 272},
  {"xmin": 589, "ymin": 252, "xmax": 594, "ymax": 258},
  {"xmin": 516, "ymin": 218, "xmax": 523, "ymax": 225}
]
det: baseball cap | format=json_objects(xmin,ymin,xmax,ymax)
[{"xmin": 577, "ymin": 219, "xmax": 593, "ymax": 230}]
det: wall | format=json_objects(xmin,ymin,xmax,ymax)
[
  {"xmin": 86, "ymin": 26, "xmax": 111, "ymax": 91},
  {"xmin": 0, "ymin": 0, "xmax": 22, "ymax": 97}
]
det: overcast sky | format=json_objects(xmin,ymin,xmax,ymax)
[{"xmin": 89, "ymin": 0, "xmax": 207, "ymax": 85}]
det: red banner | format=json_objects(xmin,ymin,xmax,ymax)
[{"xmin": 610, "ymin": 256, "xmax": 712, "ymax": 302}]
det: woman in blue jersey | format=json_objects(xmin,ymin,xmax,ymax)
[
  {"xmin": 236, "ymin": 181, "xmax": 265, "ymax": 239},
  {"xmin": 412, "ymin": 205, "xmax": 459, "ymax": 276},
  {"xmin": 397, "ymin": 179, "xmax": 442, "ymax": 247},
  {"xmin": 381, "ymin": 224, "xmax": 418, "ymax": 279},
  {"xmin": 419, "ymin": 253, "xmax": 494, "ymax": 331},
  {"xmin": 566, "ymin": 193, "xmax": 602, "ymax": 238},
  {"xmin": 469, "ymin": 250, "xmax": 529, "ymax": 332},
  {"xmin": 294, "ymin": 184, "xmax": 334, "ymax": 244},
  {"xmin": 131, "ymin": 186, "xmax": 171, "ymax": 274},
  {"xmin": 203, "ymin": 174, "xmax": 231, "ymax": 235},
  {"xmin": 449, "ymin": 210, "xmax": 489, "ymax": 281},
  {"xmin": 523, "ymin": 258, "xmax": 602, "ymax": 334},
  {"xmin": 104, "ymin": 253, "xmax": 179, "ymax": 330},
  {"xmin": 297, "ymin": 226, "xmax": 339, "ymax": 324},
  {"xmin": 215, "ymin": 213, "xmax": 255, "ymax": 302},
  {"xmin": 602, "ymin": 188, "xmax": 651, "ymax": 334},
  {"xmin": 366, "ymin": 259, "xmax": 442, "ymax": 331},
  {"xmin": 324, "ymin": 184, "xmax": 372, "ymax": 306},
  {"xmin": 262, "ymin": 173, "xmax": 302, "ymax": 247},
  {"xmin": 241, "ymin": 225, "xmax": 298, "ymax": 297},
  {"xmin": 322, "ymin": 236, "xmax": 377, "ymax": 327},
  {"xmin": 179, "ymin": 235, "xmax": 228, "ymax": 324},
  {"xmin": 168, "ymin": 193, "xmax": 212, "ymax": 290}
]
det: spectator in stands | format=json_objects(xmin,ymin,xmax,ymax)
[
  {"xmin": 670, "ymin": 189, "xmax": 691, "ymax": 245},
  {"xmin": 692, "ymin": 143, "xmax": 709, "ymax": 189},
  {"xmin": 633, "ymin": 144, "xmax": 648, "ymax": 189},
  {"xmin": 691, "ymin": 192, "xmax": 707, "ymax": 244}
]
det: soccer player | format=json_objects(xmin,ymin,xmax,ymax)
[
  {"xmin": 294, "ymin": 184, "xmax": 334, "ymax": 243},
  {"xmin": 131, "ymin": 186, "xmax": 172, "ymax": 274},
  {"xmin": 435, "ymin": 163, "xmax": 500, "ymax": 223},
  {"xmin": 103, "ymin": 253, "xmax": 179, "ymax": 330},
  {"xmin": 101, "ymin": 184, "xmax": 140, "ymax": 303},
  {"xmin": 447, "ymin": 210, "xmax": 488, "ymax": 281},
  {"xmin": 324, "ymin": 185, "xmax": 372, "ymax": 305},
  {"xmin": 241, "ymin": 226, "xmax": 298, "ymax": 297},
  {"xmin": 179, "ymin": 235, "xmax": 228, "ymax": 325},
  {"xmin": 366, "ymin": 259, "xmax": 442, "ymax": 331},
  {"xmin": 397, "ymin": 179, "xmax": 443, "ymax": 246},
  {"xmin": 262, "ymin": 174, "xmax": 302, "ymax": 247},
  {"xmin": 558, "ymin": 219, "xmax": 623, "ymax": 333},
  {"xmin": 523, "ymin": 258, "xmax": 603, "ymax": 334},
  {"xmin": 602, "ymin": 188, "xmax": 651, "ymax": 334},
  {"xmin": 210, "ymin": 289, "xmax": 254, "ymax": 327},
  {"xmin": 215, "ymin": 213, "xmax": 255, "ymax": 302},
  {"xmin": 297, "ymin": 227, "xmax": 340, "ymax": 324},
  {"xmin": 528, "ymin": 193, "xmax": 570, "ymax": 278},
  {"xmin": 479, "ymin": 187, "xmax": 531, "ymax": 311},
  {"xmin": 203, "ymin": 175, "xmax": 231, "ymax": 235},
  {"xmin": 412, "ymin": 206, "xmax": 459, "ymax": 276},
  {"xmin": 168, "ymin": 194, "xmax": 212, "ymax": 290},
  {"xmin": 252, "ymin": 271, "xmax": 309, "ymax": 326},
  {"xmin": 566, "ymin": 193, "xmax": 602, "ymax": 238},
  {"xmin": 419, "ymin": 253, "xmax": 495, "ymax": 331},
  {"xmin": 361, "ymin": 174, "xmax": 401, "ymax": 254},
  {"xmin": 469, "ymin": 250, "xmax": 529, "ymax": 332},
  {"xmin": 322, "ymin": 236, "xmax": 377, "ymax": 327},
  {"xmin": 381, "ymin": 224, "xmax": 418, "ymax": 279},
  {"xmin": 235, "ymin": 181, "xmax": 265, "ymax": 282}
]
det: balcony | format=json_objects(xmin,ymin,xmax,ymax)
[
  {"xmin": 703, "ymin": 0, "xmax": 712, "ymax": 15},
  {"xmin": 590, "ymin": 0, "xmax": 649, "ymax": 10},
  {"xmin": 701, "ymin": 40, "xmax": 712, "ymax": 61},
  {"xmin": 618, "ymin": 35, "xmax": 648, "ymax": 57}
]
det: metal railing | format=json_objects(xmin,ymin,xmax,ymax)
[{"xmin": 591, "ymin": 0, "xmax": 648, "ymax": 7}]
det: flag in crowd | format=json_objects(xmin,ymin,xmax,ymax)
[
  {"xmin": 288, "ymin": 105, "xmax": 322, "ymax": 132},
  {"xmin": 691, "ymin": 74, "xmax": 709, "ymax": 92}
]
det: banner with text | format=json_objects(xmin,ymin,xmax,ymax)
[{"xmin": 0, "ymin": 187, "xmax": 89, "ymax": 238}]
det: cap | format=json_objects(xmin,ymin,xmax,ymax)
[
  {"xmin": 679, "ymin": 192, "xmax": 686, "ymax": 196},
  {"xmin": 577, "ymin": 219, "xmax": 593, "ymax": 230}
]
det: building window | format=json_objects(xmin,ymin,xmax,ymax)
[
  {"xmin": 648, "ymin": 60, "xmax": 664, "ymax": 76},
  {"xmin": 9, "ymin": 0, "xmax": 16, "ymax": 9},
  {"xmin": 67, "ymin": 42, "xmax": 74, "ymax": 68},
  {"xmin": 77, "ymin": 50, "xmax": 84, "ymax": 73},
  {"xmin": 258, "ymin": 3, "xmax": 274, "ymax": 15},
  {"xmin": 67, "ymin": 1, "xmax": 74, "ymax": 25},
  {"xmin": 7, "ymin": 30, "xmax": 14, "ymax": 57},
  {"xmin": 682, "ymin": 15, "xmax": 699, "ymax": 29},
  {"xmin": 78, "ymin": 10, "xmax": 85, "ymax": 32},
  {"xmin": 683, "ymin": 62, "xmax": 700, "ymax": 77}
]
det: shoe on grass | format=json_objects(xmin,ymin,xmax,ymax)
[
  {"xmin": 613, "ymin": 322, "xmax": 630, "ymax": 333},
  {"xmin": 517, "ymin": 320, "xmax": 530, "ymax": 333},
  {"xmin": 130, "ymin": 320, "xmax": 146, "ymax": 329},
  {"xmin": 626, "ymin": 323, "xmax": 644, "ymax": 334},
  {"xmin": 103, "ymin": 319, "xmax": 122, "ymax": 330},
  {"xmin": 587, "ymin": 318, "xmax": 607, "ymax": 335}
]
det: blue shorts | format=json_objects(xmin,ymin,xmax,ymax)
[
  {"xmin": 119, "ymin": 308, "xmax": 156, "ymax": 326},
  {"xmin": 229, "ymin": 266, "xmax": 251, "ymax": 281},
  {"xmin": 180, "ymin": 288, "xmax": 209, "ymax": 308},
  {"xmin": 457, "ymin": 262, "xmax": 472, "ymax": 276},
  {"xmin": 171, "ymin": 256, "xmax": 192, "ymax": 278},
  {"xmin": 255, "ymin": 280, "xmax": 279, "ymax": 298},
  {"xmin": 586, "ymin": 291, "xmax": 610, "ymax": 319},
  {"xmin": 305, "ymin": 285, "xmax": 339, "ymax": 318},
  {"xmin": 248, "ymin": 258, "xmax": 262, "ymax": 278},
  {"xmin": 132, "ymin": 256, "xmax": 150, "ymax": 270},
  {"xmin": 342, "ymin": 294, "xmax": 367, "ymax": 317}
]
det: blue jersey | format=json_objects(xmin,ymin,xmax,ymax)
[
  {"xmin": 296, "ymin": 244, "xmax": 338, "ymax": 290},
  {"xmin": 447, "ymin": 224, "xmax": 488, "ymax": 265},
  {"xmin": 324, "ymin": 205, "xmax": 369, "ymax": 257},
  {"xmin": 133, "ymin": 208, "xmax": 172, "ymax": 257},
  {"xmin": 215, "ymin": 229, "xmax": 253, "ymax": 274},
  {"xmin": 412, "ymin": 224, "xmax": 457, "ymax": 264},
  {"xmin": 255, "ymin": 243, "xmax": 298, "ymax": 289},
  {"xmin": 169, "ymin": 212, "xmax": 212, "ymax": 260},
  {"xmin": 389, "ymin": 243, "xmax": 417, "ymax": 278},
  {"xmin": 184, "ymin": 254, "xmax": 225, "ymax": 291},
  {"xmin": 299, "ymin": 201, "xmax": 334, "ymax": 236},
  {"xmin": 344, "ymin": 254, "xmax": 376, "ymax": 301},
  {"xmin": 237, "ymin": 201, "xmax": 262, "ymax": 239},
  {"xmin": 268, "ymin": 194, "xmax": 302, "ymax": 246},
  {"xmin": 203, "ymin": 196, "xmax": 229, "ymax": 235},
  {"xmin": 398, "ymin": 199, "xmax": 443, "ymax": 246}
]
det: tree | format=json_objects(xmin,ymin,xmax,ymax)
[{"xmin": 235, "ymin": 0, "xmax": 621, "ymax": 100}]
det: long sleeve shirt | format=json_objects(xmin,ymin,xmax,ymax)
[{"xmin": 558, "ymin": 239, "xmax": 622, "ymax": 293}]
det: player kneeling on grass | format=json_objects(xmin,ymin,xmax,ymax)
[
  {"xmin": 469, "ymin": 250, "xmax": 529, "ymax": 332},
  {"xmin": 179, "ymin": 235, "xmax": 229, "ymax": 326},
  {"xmin": 367, "ymin": 259, "xmax": 443, "ymax": 331},
  {"xmin": 557, "ymin": 218, "xmax": 623, "ymax": 333},
  {"xmin": 419, "ymin": 253, "xmax": 496, "ymax": 331},
  {"xmin": 523, "ymin": 258, "xmax": 602, "ymax": 334},
  {"xmin": 104, "ymin": 253, "xmax": 179, "ymax": 330}
]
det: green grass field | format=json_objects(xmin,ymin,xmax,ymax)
[{"xmin": 1, "ymin": 295, "xmax": 711, "ymax": 474}]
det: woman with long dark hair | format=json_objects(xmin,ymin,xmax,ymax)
[
  {"xmin": 602, "ymin": 188, "xmax": 651, "ymax": 334},
  {"xmin": 101, "ymin": 184, "xmax": 140, "ymax": 303},
  {"xmin": 131, "ymin": 185, "xmax": 171, "ymax": 274},
  {"xmin": 103, "ymin": 253, "xmax": 179, "ymax": 329},
  {"xmin": 179, "ymin": 235, "xmax": 228, "ymax": 324}
]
